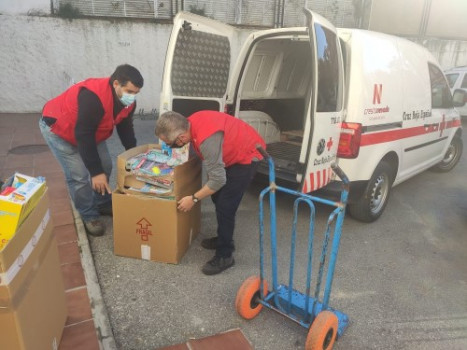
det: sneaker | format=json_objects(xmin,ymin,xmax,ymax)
[
  {"xmin": 98, "ymin": 204, "xmax": 113, "ymax": 217},
  {"xmin": 84, "ymin": 219, "xmax": 105, "ymax": 237},
  {"xmin": 201, "ymin": 237, "xmax": 217, "ymax": 250},
  {"xmin": 201, "ymin": 255, "xmax": 235, "ymax": 275}
]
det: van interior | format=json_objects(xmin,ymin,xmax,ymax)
[
  {"xmin": 171, "ymin": 33, "xmax": 313, "ymax": 183},
  {"xmin": 235, "ymin": 36, "xmax": 312, "ymax": 182}
]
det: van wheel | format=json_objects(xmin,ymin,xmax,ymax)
[
  {"xmin": 430, "ymin": 136, "xmax": 463, "ymax": 173},
  {"xmin": 348, "ymin": 161, "xmax": 394, "ymax": 222}
]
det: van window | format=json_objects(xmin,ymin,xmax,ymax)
[
  {"xmin": 445, "ymin": 73, "xmax": 459, "ymax": 88},
  {"xmin": 314, "ymin": 24, "xmax": 342, "ymax": 112},
  {"xmin": 429, "ymin": 64, "xmax": 452, "ymax": 108}
]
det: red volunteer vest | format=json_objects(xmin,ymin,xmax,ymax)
[
  {"xmin": 188, "ymin": 111, "xmax": 266, "ymax": 167},
  {"xmin": 42, "ymin": 78, "xmax": 135, "ymax": 145}
]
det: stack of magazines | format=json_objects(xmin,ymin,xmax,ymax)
[{"xmin": 124, "ymin": 143, "xmax": 189, "ymax": 197}]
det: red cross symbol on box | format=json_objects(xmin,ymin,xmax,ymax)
[{"xmin": 326, "ymin": 137, "xmax": 333, "ymax": 151}]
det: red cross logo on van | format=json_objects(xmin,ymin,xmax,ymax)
[
  {"xmin": 373, "ymin": 84, "xmax": 382, "ymax": 104},
  {"xmin": 327, "ymin": 137, "xmax": 333, "ymax": 151},
  {"xmin": 136, "ymin": 218, "xmax": 153, "ymax": 241}
]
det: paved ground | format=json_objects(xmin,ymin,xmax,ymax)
[{"xmin": 86, "ymin": 116, "xmax": 467, "ymax": 350}]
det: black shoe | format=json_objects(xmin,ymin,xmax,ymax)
[
  {"xmin": 202, "ymin": 255, "xmax": 235, "ymax": 275},
  {"xmin": 98, "ymin": 204, "xmax": 113, "ymax": 216},
  {"xmin": 84, "ymin": 219, "xmax": 105, "ymax": 237},
  {"xmin": 201, "ymin": 237, "xmax": 217, "ymax": 250}
]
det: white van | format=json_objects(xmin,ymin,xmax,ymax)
[
  {"xmin": 160, "ymin": 10, "xmax": 463, "ymax": 222},
  {"xmin": 444, "ymin": 66, "xmax": 467, "ymax": 118}
]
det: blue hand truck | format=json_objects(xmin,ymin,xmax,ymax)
[{"xmin": 235, "ymin": 147, "xmax": 350, "ymax": 350}]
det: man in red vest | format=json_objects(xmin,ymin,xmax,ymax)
[
  {"xmin": 155, "ymin": 110, "xmax": 266, "ymax": 275},
  {"xmin": 39, "ymin": 64, "xmax": 144, "ymax": 237}
]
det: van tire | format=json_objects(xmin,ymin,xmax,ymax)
[
  {"xmin": 430, "ymin": 136, "xmax": 463, "ymax": 173},
  {"xmin": 348, "ymin": 161, "xmax": 394, "ymax": 222}
]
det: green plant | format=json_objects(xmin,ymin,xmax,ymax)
[
  {"xmin": 188, "ymin": 5, "xmax": 206, "ymax": 17},
  {"xmin": 57, "ymin": 3, "xmax": 82, "ymax": 20}
]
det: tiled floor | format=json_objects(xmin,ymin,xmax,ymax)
[
  {"xmin": 0, "ymin": 113, "xmax": 100, "ymax": 349},
  {"xmin": 157, "ymin": 329, "xmax": 253, "ymax": 350}
]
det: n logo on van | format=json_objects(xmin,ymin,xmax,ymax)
[{"xmin": 373, "ymin": 84, "xmax": 382, "ymax": 104}]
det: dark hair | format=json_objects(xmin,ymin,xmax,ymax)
[{"xmin": 110, "ymin": 64, "xmax": 144, "ymax": 88}]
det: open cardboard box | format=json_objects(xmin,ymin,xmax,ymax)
[
  {"xmin": 0, "ymin": 189, "xmax": 67, "ymax": 349},
  {"xmin": 0, "ymin": 173, "xmax": 47, "ymax": 247},
  {"xmin": 113, "ymin": 144, "xmax": 202, "ymax": 264}
]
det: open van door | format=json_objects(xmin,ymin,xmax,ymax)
[
  {"xmin": 300, "ymin": 9, "xmax": 344, "ymax": 193},
  {"xmin": 160, "ymin": 12, "xmax": 239, "ymax": 116}
]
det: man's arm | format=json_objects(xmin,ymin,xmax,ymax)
[
  {"xmin": 75, "ymin": 89, "xmax": 111, "ymax": 194},
  {"xmin": 177, "ymin": 132, "xmax": 225, "ymax": 211}
]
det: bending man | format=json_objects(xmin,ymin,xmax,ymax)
[
  {"xmin": 40, "ymin": 64, "xmax": 144, "ymax": 236},
  {"xmin": 155, "ymin": 110, "xmax": 265, "ymax": 275}
]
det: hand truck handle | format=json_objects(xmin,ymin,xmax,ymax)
[
  {"xmin": 256, "ymin": 145, "xmax": 270, "ymax": 160},
  {"xmin": 331, "ymin": 163, "xmax": 349, "ymax": 185}
]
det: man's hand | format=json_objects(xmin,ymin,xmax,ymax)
[
  {"xmin": 177, "ymin": 195, "xmax": 195, "ymax": 212},
  {"xmin": 91, "ymin": 173, "xmax": 112, "ymax": 195}
]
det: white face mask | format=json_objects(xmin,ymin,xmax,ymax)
[{"xmin": 120, "ymin": 93, "xmax": 136, "ymax": 106}]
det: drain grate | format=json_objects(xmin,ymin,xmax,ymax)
[{"xmin": 8, "ymin": 144, "xmax": 50, "ymax": 155}]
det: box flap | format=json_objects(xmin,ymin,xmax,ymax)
[{"xmin": 0, "ymin": 189, "xmax": 49, "ymax": 273}]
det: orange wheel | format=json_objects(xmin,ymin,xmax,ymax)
[
  {"xmin": 235, "ymin": 276, "xmax": 268, "ymax": 320},
  {"xmin": 305, "ymin": 311, "xmax": 338, "ymax": 350}
]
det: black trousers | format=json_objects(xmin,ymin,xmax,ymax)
[{"xmin": 211, "ymin": 162, "xmax": 258, "ymax": 258}]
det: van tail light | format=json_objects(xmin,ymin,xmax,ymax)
[{"xmin": 337, "ymin": 122, "xmax": 362, "ymax": 158}]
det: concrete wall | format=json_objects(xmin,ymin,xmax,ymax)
[
  {"xmin": 0, "ymin": 14, "xmax": 172, "ymax": 113},
  {"xmin": 0, "ymin": 9, "xmax": 465, "ymax": 113},
  {"xmin": 0, "ymin": 0, "xmax": 50, "ymax": 15},
  {"xmin": 369, "ymin": 0, "xmax": 467, "ymax": 40},
  {"xmin": 414, "ymin": 38, "xmax": 467, "ymax": 70}
]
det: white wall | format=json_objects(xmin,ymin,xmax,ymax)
[
  {"xmin": 0, "ymin": 14, "xmax": 253, "ymax": 114},
  {"xmin": 0, "ymin": 12, "xmax": 465, "ymax": 114},
  {"xmin": 0, "ymin": 0, "xmax": 50, "ymax": 15},
  {"xmin": 0, "ymin": 14, "xmax": 172, "ymax": 113}
]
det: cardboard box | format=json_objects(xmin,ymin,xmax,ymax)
[
  {"xmin": 113, "ymin": 145, "xmax": 202, "ymax": 263},
  {"xmin": 0, "ymin": 189, "xmax": 67, "ymax": 350},
  {"xmin": 0, "ymin": 173, "xmax": 47, "ymax": 245}
]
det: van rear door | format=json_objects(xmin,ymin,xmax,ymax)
[
  {"xmin": 160, "ymin": 12, "xmax": 239, "ymax": 116},
  {"xmin": 301, "ymin": 10, "xmax": 344, "ymax": 193}
]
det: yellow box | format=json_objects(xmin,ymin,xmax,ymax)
[{"xmin": 0, "ymin": 174, "xmax": 47, "ymax": 247}]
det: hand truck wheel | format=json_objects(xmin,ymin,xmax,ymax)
[
  {"xmin": 235, "ymin": 276, "xmax": 268, "ymax": 320},
  {"xmin": 305, "ymin": 311, "xmax": 338, "ymax": 350}
]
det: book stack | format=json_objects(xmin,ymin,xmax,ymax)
[{"xmin": 124, "ymin": 143, "xmax": 190, "ymax": 197}]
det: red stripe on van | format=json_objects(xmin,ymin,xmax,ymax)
[
  {"xmin": 322, "ymin": 169, "xmax": 326, "ymax": 185},
  {"xmin": 317, "ymin": 170, "xmax": 321, "ymax": 189},
  {"xmin": 361, "ymin": 121, "xmax": 461, "ymax": 146},
  {"xmin": 309, "ymin": 172, "xmax": 314, "ymax": 192}
]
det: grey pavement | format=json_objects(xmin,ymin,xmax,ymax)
[{"xmin": 84, "ymin": 115, "xmax": 467, "ymax": 350}]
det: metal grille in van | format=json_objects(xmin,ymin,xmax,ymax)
[{"xmin": 171, "ymin": 29, "xmax": 230, "ymax": 98}]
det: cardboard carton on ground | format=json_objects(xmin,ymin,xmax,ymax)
[
  {"xmin": 0, "ymin": 189, "xmax": 67, "ymax": 349},
  {"xmin": 0, "ymin": 173, "xmax": 47, "ymax": 247},
  {"xmin": 113, "ymin": 145, "xmax": 202, "ymax": 264}
]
